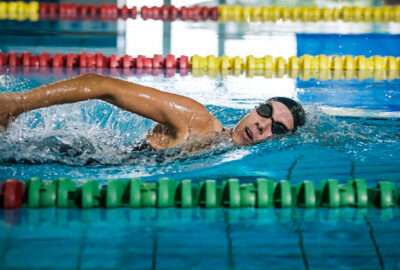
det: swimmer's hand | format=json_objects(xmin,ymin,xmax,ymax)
[{"xmin": 0, "ymin": 93, "xmax": 20, "ymax": 130}]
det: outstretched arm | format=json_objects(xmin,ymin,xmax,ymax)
[{"xmin": 0, "ymin": 73, "xmax": 217, "ymax": 133}]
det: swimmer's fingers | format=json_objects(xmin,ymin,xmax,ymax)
[
  {"xmin": 0, "ymin": 93, "xmax": 21, "ymax": 130},
  {"xmin": 0, "ymin": 114, "xmax": 9, "ymax": 130},
  {"xmin": 0, "ymin": 112, "xmax": 17, "ymax": 131}
]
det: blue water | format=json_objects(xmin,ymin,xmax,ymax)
[
  {"xmin": 1, "ymin": 69, "xmax": 399, "ymax": 185},
  {"xmin": 1, "ymin": 207, "xmax": 400, "ymax": 269},
  {"xmin": 297, "ymin": 34, "xmax": 400, "ymax": 57}
]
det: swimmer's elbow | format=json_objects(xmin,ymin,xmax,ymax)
[{"xmin": 78, "ymin": 73, "xmax": 112, "ymax": 96}]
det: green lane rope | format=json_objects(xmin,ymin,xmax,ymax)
[{"xmin": 14, "ymin": 178, "xmax": 400, "ymax": 209}]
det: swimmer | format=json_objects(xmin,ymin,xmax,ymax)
[{"xmin": 0, "ymin": 73, "xmax": 305, "ymax": 151}]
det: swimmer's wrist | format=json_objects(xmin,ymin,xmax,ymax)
[{"xmin": 10, "ymin": 93, "xmax": 24, "ymax": 115}]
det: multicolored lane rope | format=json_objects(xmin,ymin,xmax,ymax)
[
  {"xmin": 1, "ymin": 178, "xmax": 399, "ymax": 209},
  {"xmin": 0, "ymin": 1, "xmax": 399, "ymax": 22},
  {"xmin": 1, "ymin": 52, "xmax": 400, "ymax": 71},
  {"xmin": 1, "ymin": 52, "xmax": 400, "ymax": 80}
]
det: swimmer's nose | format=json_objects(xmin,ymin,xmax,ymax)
[{"xmin": 256, "ymin": 119, "xmax": 270, "ymax": 135}]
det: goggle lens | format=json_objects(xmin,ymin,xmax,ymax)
[{"xmin": 256, "ymin": 103, "xmax": 290, "ymax": 136}]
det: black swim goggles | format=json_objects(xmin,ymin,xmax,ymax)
[{"xmin": 256, "ymin": 103, "xmax": 291, "ymax": 135}]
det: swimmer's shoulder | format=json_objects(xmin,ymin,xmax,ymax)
[
  {"xmin": 147, "ymin": 113, "xmax": 223, "ymax": 150},
  {"xmin": 191, "ymin": 111, "xmax": 223, "ymax": 134}
]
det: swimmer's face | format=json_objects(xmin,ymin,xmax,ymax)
[{"xmin": 232, "ymin": 101, "xmax": 294, "ymax": 146}]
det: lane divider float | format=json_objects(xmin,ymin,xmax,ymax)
[
  {"xmin": 1, "ymin": 178, "xmax": 399, "ymax": 209},
  {"xmin": 0, "ymin": 1, "xmax": 217, "ymax": 21},
  {"xmin": 219, "ymin": 5, "xmax": 400, "ymax": 23},
  {"xmin": 1, "ymin": 2, "xmax": 400, "ymax": 23},
  {"xmin": 191, "ymin": 54, "xmax": 400, "ymax": 71},
  {"xmin": 1, "ymin": 52, "xmax": 399, "ymax": 72},
  {"xmin": 0, "ymin": 52, "xmax": 189, "ymax": 69},
  {"xmin": 0, "ymin": 1, "xmax": 39, "ymax": 21}
]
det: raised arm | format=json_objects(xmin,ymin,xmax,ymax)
[{"xmin": 0, "ymin": 73, "xmax": 219, "ymax": 133}]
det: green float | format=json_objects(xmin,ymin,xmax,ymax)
[{"xmin": 1, "ymin": 177, "xmax": 398, "ymax": 209}]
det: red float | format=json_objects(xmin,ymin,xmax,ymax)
[
  {"xmin": 122, "ymin": 55, "xmax": 133, "ymax": 68},
  {"xmin": 96, "ymin": 53, "xmax": 108, "ymax": 68},
  {"xmin": 160, "ymin": 5, "xmax": 170, "ymax": 20},
  {"xmin": 165, "ymin": 54, "xmax": 176, "ymax": 68},
  {"xmin": 170, "ymin": 6, "xmax": 179, "ymax": 20},
  {"xmin": 59, "ymin": 3, "xmax": 67, "ymax": 14},
  {"xmin": 201, "ymin": 7, "xmax": 210, "ymax": 20},
  {"xmin": 0, "ymin": 53, "xmax": 8, "ymax": 66},
  {"xmin": 89, "ymin": 5, "xmax": 98, "ymax": 17},
  {"xmin": 39, "ymin": 52, "xmax": 51, "ymax": 67},
  {"xmin": 120, "ymin": 5, "xmax": 129, "ymax": 19},
  {"xmin": 30, "ymin": 55, "xmax": 39, "ymax": 67},
  {"xmin": 8, "ymin": 52, "xmax": 20, "ymax": 66},
  {"xmin": 1, "ymin": 179, "xmax": 24, "ymax": 209},
  {"xmin": 48, "ymin": 3, "xmax": 58, "ymax": 15},
  {"xmin": 180, "ymin": 6, "xmax": 188, "ymax": 20},
  {"xmin": 143, "ymin": 57, "xmax": 152, "ymax": 69},
  {"xmin": 141, "ymin": 6, "xmax": 149, "ymax": 20},
  {"xmin": 22, "ymin": 52, "xmax": 31, "ymax": 66},
  {"xmin": 131, "ymin": 7, "xmax": 137, "ymax": 19},
  {"xmin": 78, "ymin": 4, "xmax": 89, "ymax": 16},
  {"xmin": 53, "ymin": 53, "xmax": 65, "ymax": 67},
  {"xmin": 86, "ymin": 54, "xmax": 96, "ymax": 68},
  {"xmin": 110, "ymin": 54, "xmax": 121, "ymax": 68},
  {"xmin": 62, "ymin": 3, "xmax": 76, "ymax": 16},
  {"xmin": 150, "ymin": 6, "xmax": 160, "ymax": 19},
  {"xmin": 39, "ymin": 3, "xmax": 48, "ymax": 14},
  {"xmin": 79, "ymin": 53, "xmax": 88, "ymax": 67},
  {"xmin": 136, "ymin": 55, "xmax": 145, "ymax": 68},
  {"xmin": 66, "ymin": 53, "xmax": 78, "ymax": 68},
  {"xmin": 153, "ymin": 54, "xmax": 163, "ymax": 68},
  {"xmin": 178, "ymin": 55, "xmax": 189, "ymax": 69},
  {"xmin": 211, "ymin": 7, "xmax": 218, "ymax": 21}
]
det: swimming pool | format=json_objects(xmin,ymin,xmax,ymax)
[{"xmin": 1, "ymin": 1, "xmax": 400, "ymax": 269}]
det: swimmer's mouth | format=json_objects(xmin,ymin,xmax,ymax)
[{"xmin": 245, "ymin": 127, "xmax": 253, "ymax": 142}]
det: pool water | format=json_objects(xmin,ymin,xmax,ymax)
[
  {"xmin": 0, "ymin": 70, "xmax": 399, "ymax": 185},
  {"xmin": 1, "ymin": 2, "xmax": 400, "ymax": 269},
  {"xmin": 1, "ymin": 208, "xmax": 399, "ymax": 269}
]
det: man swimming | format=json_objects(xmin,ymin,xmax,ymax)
[{"xmin": 0, "ymin": 73, "xmax": 305, "ymax": 151}]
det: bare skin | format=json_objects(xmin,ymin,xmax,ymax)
[{"xmin": 0, "ymin": 74, "xmax": 295, "ymax": 150}]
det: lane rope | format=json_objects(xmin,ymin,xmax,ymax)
[
  {"xmin": 1, "ymin": 52, "xmax": 400, "ymax": 72},
  {"xmin": 219, "ymin": 5, "xmax": 400, "ymax": 23},
  {"xmin": 1, "ymin": 2, "xmax": 400, "ymax": 23},
  {"xmin": 1, "ymin": 178, "xmax": 399, "ymax": 209}
]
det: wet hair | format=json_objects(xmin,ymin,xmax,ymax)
[{"xmin": 267, "ymin": 97, "xmax": 306, "ymax": 130}]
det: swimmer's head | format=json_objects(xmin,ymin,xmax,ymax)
[{"xmin": 231, "ymin": 97, "xmax": 306, "ymax": 146}]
